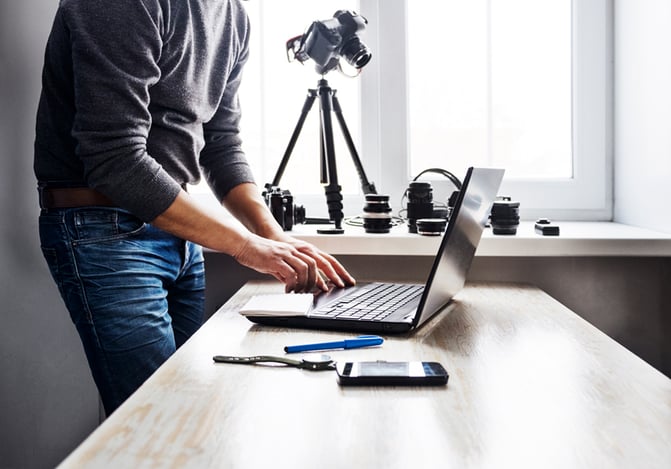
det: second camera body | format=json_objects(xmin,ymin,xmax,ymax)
[{"xmin": 262, "ymin": 186, "xmax": 306, "ymax": 231}]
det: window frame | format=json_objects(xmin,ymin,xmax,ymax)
[{"xmin": 357, "ymin": 0, "xmax": 613, "ymax": 221}]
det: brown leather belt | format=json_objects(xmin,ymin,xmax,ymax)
[{"xmin": 39, "ymin": 187, "xmax": 116, "ymax": 209}]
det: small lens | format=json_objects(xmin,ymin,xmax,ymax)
[
  {"xmin": 416, "ymin": 218, "xmax": 447, "ymax": 236},
  {"xmin": 490, "ymin": 200, "xmax": 520, "ymax": 235},
  {"xmin": 363, "ymin": 194, "xmax": 392, "ymax": 233},
  {"xmin": 294, "ymin": 205, "xmax": 306, "ymax": 225}
]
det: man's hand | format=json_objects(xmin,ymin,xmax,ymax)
[
  {"xmin": 233, "ymin": 233, "xmax": 319, "ymax": 293},
  {"xmin": 152, "ymin": 183, "xmax": 356, "ymax": 294},
  {"xmin": 223, "ymin": 183, "xmax": 356, "ymax": 293},
  {"xmin": 232, "ymin": 233, "xmax": 355, "ymax": 293},
  {"xmin": 270, "ymin": 233, "xmax": 356, "ymax": 292}
]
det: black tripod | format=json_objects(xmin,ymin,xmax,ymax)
[{"xmin": 267, "ymin": 78, "xmax": 377, "ymax": 234}]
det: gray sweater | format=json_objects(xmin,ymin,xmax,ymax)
[{"xmin": 34, "ymin": 0, "xmax": 255, "ymax": 221}]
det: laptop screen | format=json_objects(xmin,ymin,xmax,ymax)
[{"xmin": 412, "ymin": 167, "xmax": 504, "ymax": 328}]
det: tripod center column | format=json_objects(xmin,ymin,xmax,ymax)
[{"xmin": 317, "ymin": 79, "xmax": 345, "ymax": 233}]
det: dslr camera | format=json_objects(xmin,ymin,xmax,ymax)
[
  {"xmin": 262, "ymin": 186, "xmax": 306, "ymax": 231},
  {"xmin": 286, "ymin": 10, "xmax": 372, "ymax": 75}
]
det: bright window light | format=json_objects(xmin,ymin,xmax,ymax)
[{"xmin": 407, "ymin": 0, "xmax": 572, "ymax": 180}]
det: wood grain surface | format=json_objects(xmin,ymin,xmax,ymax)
[{"xmin": 58, "ymin": 281, "xmax": 671, "ymax": 469}]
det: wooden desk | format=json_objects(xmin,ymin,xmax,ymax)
[{"xmin": 58, "ymin": 281, "xmax": 671, "ymax": 468}]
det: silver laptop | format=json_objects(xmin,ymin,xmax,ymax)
[{"xmin": 246, "ymin": 167, "xmax": 504, "ymax": 334}]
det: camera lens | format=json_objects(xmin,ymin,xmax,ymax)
[
  {"xmin": 340, "ymin": 36, "xmax": 372, "ymax": 69},
  {"xmin": 490, "ymin": 199, "xmax": 520, "ymax": 235},
  {"xmin": 416, "ymin": 218, "xmax": 447, "ymax": 236},
  {"xmin": 293, "ymin": 205, "xmax": 306, "ymax": 225},
  {"xmin": 406, "ymin": 181, "xmax": 434, "ymax": 233},
  {"xmin": 408, "ymin": 181, "xmax": 432, "ymax": 204},
  {"xmin": 362, "ymin": 194, "xmax": 392, "ymax": 233}
]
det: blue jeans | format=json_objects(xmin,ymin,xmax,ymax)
[{"xmin": 39, "ymin": 207, "xmax": 205, "ymax": 415}]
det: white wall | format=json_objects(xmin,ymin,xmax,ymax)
[{"xmin": 613, "ymin": 0, "xmax": 671, "ymax": 233}]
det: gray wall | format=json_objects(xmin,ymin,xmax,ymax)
[
  {"xmin": 1, "ymin": 1, "xmax": 670, "ymax": 468},
  {"xmin": 0, "ymin": 1, "xmax": 101, "ymax": 469}
]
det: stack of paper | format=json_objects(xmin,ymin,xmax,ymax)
[{"xmin": 238, "ymin": 294, "xmax": 314, "ymax": 317}]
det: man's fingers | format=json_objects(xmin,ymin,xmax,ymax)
[
  {"xmin": 296, "ymin": 246, "xmax": 356, "ymax": 288},
  {"xmin": 273, "ymin": 251, "xmax": 312, "ymax": 293},
  {"xmin": 326, "ymin": 254, "xmax": 356, "ymax": 286},
  {"xmin": 234, "ymin": 234, "xmax": 354, "ymax": 293},
  {"xmin": 293, "ymin": 251, "xmax": 319, "ymax": 292},
  {"xmin": 283, "ymin": 251, "xmax": 320, "ymax": 293}
]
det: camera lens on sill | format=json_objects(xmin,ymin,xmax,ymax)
[
  {"xmin": 362, "ymin": 194, "xmax": 393, "ymax": 233},
  {"xmin": 406, "ymin": 181, "xmax": 434, "ymax": 233},
  {"xmin": 416, "ymin": 218, "xmax": 447, "ymax": 236},
  {"xmin": 490, "ymin": 199, "xmax": 520, "ymax": 235}
]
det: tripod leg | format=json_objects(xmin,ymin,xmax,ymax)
[
  {"xmin": 319, "ymin": 123, "xmax": 327, "ymax": 184},
  {"xmin": 269, "ymin": 90, "xmax": 318, "ymax": 188},
  {"xmin": 317, "ymin": 81, "xmax": 345, "ymax": 232},
  {"xmin": 332, "ymin": 93, "xmax": 377, "ymax": 195}
]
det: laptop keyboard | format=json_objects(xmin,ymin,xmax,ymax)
[{"xmin": 310, "ymin": 283, "xmax": 424, "ymax": 321}]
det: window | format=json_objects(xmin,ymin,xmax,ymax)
[
  {"xmin": 360, "ymin": 0, "xmax": 612, "ymax": 221},
  {"xmin": 197, "ymin": 0, "xmax": 612, "ymax": 221},
  {"xmin": 407, "ymin": 0, "xmax": 573, "ymax": 179}
]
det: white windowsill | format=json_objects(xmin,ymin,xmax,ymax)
[
  {"xmin": 194, "ymin": 194, "xmax": 671, "ymax": 257},
  {"xmin": 279, "ymin": 221, "xmax": 671, "ymax": 257}
]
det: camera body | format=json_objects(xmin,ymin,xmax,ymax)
[
  {"xmin": 262, "ymin": 186, "xmax": 306, "ymax": 231},
  {"xmin": 287, "ymin": 10, "xmax": 372, "ymax": 75}
]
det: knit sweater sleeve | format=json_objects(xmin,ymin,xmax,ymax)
[
  {"xmin": 199, "ymin": 11, "xmax": 256, "ymax": 202},
  {"xmin": 63, "ymin": 0, "xmax": 181, "ymax": 221}
]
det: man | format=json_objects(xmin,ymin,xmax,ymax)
[{"xmin": 35, "ymin": 0, "xmax": 355, "ymax": 415}]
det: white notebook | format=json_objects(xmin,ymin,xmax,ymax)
[{"xmin": 239, "ymin": 294, "xmax": 313, "ymax": 317}]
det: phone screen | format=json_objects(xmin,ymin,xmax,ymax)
[{"xmin": 336, "ymin": 361, "xmax": 448, "ymax": 386}]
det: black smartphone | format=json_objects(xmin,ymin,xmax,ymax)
[{"xmin": 335, "ymin": 360, "xmax": 448, "ymax": 386}]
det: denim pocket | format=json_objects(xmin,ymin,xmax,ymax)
[
  {"xmin": 40, "ymin": 245, "xmax": 89, "ymax": 324},
  {"xmin": 72, "ymin": 208, "xmax": 146, "ymax": 245},
  {"xmin": 40, "ymin": 246, "xmax": 61, "ymax": 288}
]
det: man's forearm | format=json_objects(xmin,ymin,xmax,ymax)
[
  {"xmin": 150, "ymin": 189, "xmax": 250, "ymax": 256},
  {"xmin": 151, "ymin": 182, "xmax": 355, "ymax": 292},
  {"xmin": 220, "ymin": 182, "xmax": 285, "ymax": 240}
]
